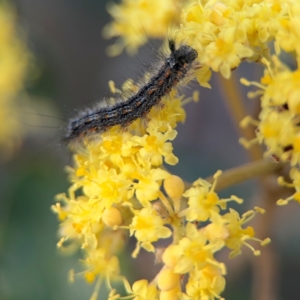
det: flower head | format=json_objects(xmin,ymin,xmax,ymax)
[{"xmin": 103, "ymin": 0, "xmax": 181, "ymax": 56}]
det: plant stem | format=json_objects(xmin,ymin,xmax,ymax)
[{"xmin": 203, "ymin": 158, "xmax": 284, "ymax": 192}]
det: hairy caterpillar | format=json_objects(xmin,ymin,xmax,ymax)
[{"xmin": 64, "ymin": 40, "xmax": 198, "ymax": 143}]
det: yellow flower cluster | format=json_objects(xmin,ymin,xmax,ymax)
[
  {"xmin": 236, "ymin": 1, "xmax": 300, "ymax": 204},
  {"xmin": 104, "ymin": 0, "xmax": 297, "ymax": 86},
  {"xmin": 177, "ymin": 0, "xmax": 297, "ymax": 82},
  {"xmin": 53, "ymin": 81, "xmax": 268, "ymax": 299},
  {"xmin": 53, "ymin": 0, "xmax": 286, "ymax": 299},
  {"xmin": 0, "ymin": 2, "xmax": 32, "ymax": 160},
  {"xmin": 102, "ymin": 0, "xmax": 182, "ymax": 56}
]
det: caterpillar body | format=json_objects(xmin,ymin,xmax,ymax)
[{"xmin": 64, "ymin": 40, "xmax": 198, "ymax": 143}]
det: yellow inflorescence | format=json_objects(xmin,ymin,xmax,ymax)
[
  {"xmin": 102, "ymin": 0, "xmax": 183, "ymax": 56},
  {"xmin": 52, "ymin": 0, "xmax": 300, "ymax": 298},
  {"xmin": 180, "ymin": 0, "xmax": 296, "ymax": 79},
  {"xmin": 53, "ymin": 94, "xmax": 267, "ymax": 300},
  {"xmin": 236, "ymin": 2, "xmax": 300, "ymax": 206}
]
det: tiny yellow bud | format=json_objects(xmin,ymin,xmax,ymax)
[
  {"xmin": 132, "ymin": 280, "xmax": 145, "ymax": 292},
  {"xmin": 164, "ymin": 175, "xmax": 185, "ymax": 200},
  {"xmin": 160, "ymin": 285, "xmax": 180, "ymax": 300},
  {"xmin": 254, "ymin": 250, "xmax": 261, "ymax": 256},
  {"xmin": 210, "ymin": 3, "xmax": 227, "ymax": 26},
  {"xmin": 157, "ymin": 268, "xmax": 180, "ymax": 291},
  {"xmin": 102, "ymin": 206, "xmax": 122, "ymax": 227},
  {"xmin": 162, "ymin": 245, "xmax": 180, "ymax": 268}
]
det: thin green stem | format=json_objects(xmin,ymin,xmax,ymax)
[
  {"xmin": 185, "ymin": 158, "xmax": 284, "ymax": 192},
  {"xmin": 207, "ymin": 158, "xmax": 284, "ymax": 192}
]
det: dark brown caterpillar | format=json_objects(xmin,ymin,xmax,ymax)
[{"xmin": 64, "ymin": 40, "xmax": 198, "ymax": 143}]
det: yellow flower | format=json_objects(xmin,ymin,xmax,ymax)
[
  {"xmin": 55, "ymin": 193, "xmax": 104, "ymax": 249},
  {"xmin": 259, "ymin": 63, "xmax": 300, "ymax": 111},
  {"xmin": 203, "ymin": 213, "xmax": 230, "ymax": 243},
  {"xmin": 129, "ymin": 205, "xmax": 172, "ymax": 255},
  {"xmin": 82, "ymin": 248, "xmax": 120, "ymax": 281},
  {"xmin": 223, "ymin": 208, "xmax": 268, "ymax": 258},
  {"xmin": 80, "ymin": 247, "xmax": 124, "ymax": 300},
  {"xmin": 174, "ymin": 0, "xmax": 293, "ymax": 81},
  {"xmin": 241, "ymin": 57, "xmax": 300, "ymax": 165},
  {"xmin": 182, "ymin": 266, "xmax": 226, "ymax": 300},
  {"xmin": 259, "ymin": 109, "xmax": 295, "ymax": 158},
  {"xmin": 183, "ymin": 171, "xmax": 242, "ymax": 222},
  {"xmin": 131, "ymin": 279, "xmax": 158, "ymax": 300},
  {"xmin": 103, "ymin": 0, "xmax": 181, "ymax": 56},
  {"xmin": 275, "ymin": 3, "xmax": 300, "ymax": 56},
  {"xmin": 183, "ymin": 181, "xmax": 220, "ymax": 222},
  {"xmin": 202, "ymin": 28, "xmax": 254, "ymax": 78},
  {"xmin": 166, "ymin": 223, "xmax": 224, "ymax": 275},
  {"xmin": 133, "ymin": 166, "xmax": 170, "ymax": 205},
  {"xmin": 134, "ymin": 125, "xmax": 178, "ymax": 166},
  {"xmin": 278, "ymin": 168, "xmax": 300, "ymax": 205}
]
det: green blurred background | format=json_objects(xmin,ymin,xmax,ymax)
[{"xmin": 1, "ymin": 0, "xmax": 300, "ymax": 299}]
